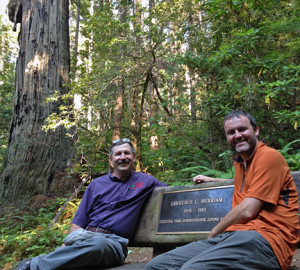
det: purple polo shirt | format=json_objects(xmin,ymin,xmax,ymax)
[{"xmin": 72, "ymin": 170, "xmax": 166, "ymax": 239}]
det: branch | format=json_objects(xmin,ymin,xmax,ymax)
[
  {"xmin": 150, "ymin": 74, "xmax": 204, "ymax": 149},
  {"xmin": 48, "ymin": 175, "xmax": 89, "ymax": 228}
]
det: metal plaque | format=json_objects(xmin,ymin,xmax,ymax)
[{"xmin": 157, "ymin": 185, "xmax": 234, "ymax": 234}]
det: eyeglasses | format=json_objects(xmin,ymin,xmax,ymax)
[{"xmin": 112, "ymin": 138, "xmax": 131, "ymax": 144}]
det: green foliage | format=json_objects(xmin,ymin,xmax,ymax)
[
  {"xmin": 278, "ymin": 140, "xmax": 300, "ymax": 171},
  {"xmin": 179, "ymin": 150, "xmax": 235, "ymax": 182},
  {"xmin": 181, "ymin": 165, "xmax": 234, "ymax": 179},
  {"xmin": 0, "ymin": 197, "xmax": 80, "ymax": 269},
  {"xmin": 40, "ymin": 0, "xmax": 299, "ymax": 184},
  {"xmin": 2, "ymin": 0, "xmax": 298, "ymax": 181},
  {"xmin": 0, "ymin": 15, "xmax": 17, "ymax": 170}
]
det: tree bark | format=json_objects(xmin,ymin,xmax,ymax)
[
  {"xmin": 71, "ymin": 0, "xmax": 81, "ymax": 79},
  {"xmin": 129, "ymin": 0, "xmax": 143, "ymax": 171},
  {"xmin": 113, "ymin": 84, "xmax": 124, "ymax": 140},
  {"xmin": 0, "ymin": 0, "xmax": 76, "ymax": 207},
  {"xmin": 112, "ymin": 1, "xmax": 127, "ymax": 141}
]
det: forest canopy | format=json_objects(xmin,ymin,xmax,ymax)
[{"xmin": 1, "ymin": 0, "xmax": 299, "ymax": 187}]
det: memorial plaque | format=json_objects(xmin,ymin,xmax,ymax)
[{"xmin": 157, "ymin": 185, "xmax": 234, "ymax": 234}]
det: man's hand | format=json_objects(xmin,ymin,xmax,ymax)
[
  {"xmin": 208, "ymin": 227, "xmax": 218, "ymax": 239},
  {"xmin": 60, "ymin": 223, "xmax": 83, "ymax": 247},
  {"xmin": 69, "ymin": 223, "xmax": 82, "ymax": 234},
  {"xmin": 193, "ymin": 175, "xmax": 229, "ymax": 184}
]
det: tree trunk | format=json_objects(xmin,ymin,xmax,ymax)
[
  {"xmin": 112, "ymin": 1, "xmax": 127, "ymax": 141},
  {"xmin": 71, "ymin": 0, "xmax": 80, "ymax": 79},
  {"xmin": 0, "ymin": 0, "xmax": 76, "ymax": 207},
  {"xmin": 187, "ymin": 69, "xmax": 197, "ymax": 123},
  {"xmin": 113, "ymin": 84, "xmax": 124, "ymax": 140},
  {"xmin": 130, "ymin": 0, "xmax": 143, "ymax": 171}
]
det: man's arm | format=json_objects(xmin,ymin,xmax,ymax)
[
  {"xmin": 208, "ymin": 197, "xmax": 264, "ymax": 238},
  {"xmin": 193, "ymin": 175, "xmax": 231, "ymax": 184}
]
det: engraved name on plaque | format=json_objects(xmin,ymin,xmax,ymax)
[{"xmin": 157, "ymin": 186, "xmax": 234, "ymax": 234}]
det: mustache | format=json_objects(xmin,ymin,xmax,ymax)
[
  {"xmin": 117, "ymin": 160, "xmax": 130, "ymax": 165},
  {"xmin": 234, "ymin": 138, "xmax": 246, "ymax": 143}
]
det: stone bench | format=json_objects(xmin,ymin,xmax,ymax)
[{"xmin": 108, "ymin": 171, "xmax": 300, "ymax": 269}]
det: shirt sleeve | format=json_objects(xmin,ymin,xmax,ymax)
[
  {"xmin": 153, "ymin": 177, "xmax": 167, "ymax": 188},
  {"xmin": 71, "ymin": 182, "xmax": 94, "ymax": 228}
]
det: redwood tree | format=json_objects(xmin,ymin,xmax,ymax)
[{"xmin": 0, "ymin": 0, "xmax": 76, "ymax": 206}]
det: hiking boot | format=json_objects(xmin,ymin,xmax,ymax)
[{"xmin": 15, "ymin": 258, "xmax": 32, "ymax": 270}]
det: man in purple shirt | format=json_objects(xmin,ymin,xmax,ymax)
[{"xmin": 16, "ymin": 139, "xmax": 166, "ymax": 270}]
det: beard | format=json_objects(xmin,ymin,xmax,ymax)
[{"xmin": 231, "ymin": 135, "xmax": 258, "ymax": 158}]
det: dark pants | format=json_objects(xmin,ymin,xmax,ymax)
[{"xmin": 145, "ymin": 231, "xmax": 280, "ymax": 270}]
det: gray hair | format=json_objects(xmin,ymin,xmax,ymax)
[{"xmin": 109, "ymin": 139, "xmax": 136, "ymax": 157}]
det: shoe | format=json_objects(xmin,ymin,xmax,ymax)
[{"xmin": 15, "ymin": 258, "xmax": 32, "ymax": 270}]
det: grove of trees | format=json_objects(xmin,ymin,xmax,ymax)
[{"xmin": 0, "ymin": 0, "xmax": 299, "ymax": 206}]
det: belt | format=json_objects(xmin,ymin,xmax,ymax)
[{"xmin": 86, "ymin": 226, "xmax": 112, "ymax": 234}]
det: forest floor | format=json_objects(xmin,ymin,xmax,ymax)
[
  {"xmin": 126, "ymin": 247, "xmax": 153, "ymax": 264},
  {"xmin": 126, "ymin": 247, "xmax": 300, "ymax": 269}
]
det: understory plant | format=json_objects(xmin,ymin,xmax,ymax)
[{"xmin": 0, "ymin": 197, "xmax": 80, "ymax": 269}]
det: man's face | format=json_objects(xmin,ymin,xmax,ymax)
[
  {"xmin": 109, "ymin": 143, "xmax": 136, "ymax": 176},
  {"xmin": 224, "ymin": 115, "xmax": 259, "ymax": 160}
]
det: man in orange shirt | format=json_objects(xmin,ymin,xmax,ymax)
[{"xmin": 146, "ymin": 110, "xmax": 299, "ymax": 270}]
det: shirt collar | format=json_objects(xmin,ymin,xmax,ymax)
[{"xmin": 108, "ymin": 169, "xmax": 133, "ymax": 182}]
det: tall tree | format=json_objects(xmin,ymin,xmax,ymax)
[
  {"xmin": 112, "ymin": 0, "xmax": 127, "ymax": 141},
  {"xmin": 0, "ymin": 0, "xmax": 75, "ymax": 206}
]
